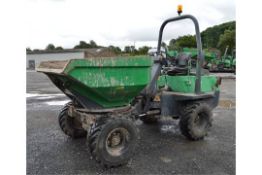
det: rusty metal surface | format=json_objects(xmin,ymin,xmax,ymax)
[
  {"xmin": 37, "ymin": 60, "xmax": 68, "ymax": 69},
  {"xmin": 74, "ymin": 105, "xmax": 132, "ymax": 114},
  {"xmin": 67, "ymin": 103, "xmax": 134, "ymax": 131},
  {"xmin": 36, "ymin": 60, "xmax": 69, "ymax": 74}
]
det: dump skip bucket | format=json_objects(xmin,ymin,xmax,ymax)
[{"xmin": 37, "ymin": 56, "xmax": 153, "ymax": 108}]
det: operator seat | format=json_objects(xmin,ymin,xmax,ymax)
[{"xmin": 167, "ymin": 52, "xmax": 191, "ymax": 75}]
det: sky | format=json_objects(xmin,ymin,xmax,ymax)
[{"xmin": 26, "ymin": 0, "xmax": 235, "ymax": 50}]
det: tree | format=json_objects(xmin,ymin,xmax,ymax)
[
  {"xmin": 130, "ymin": 46, "xmax": 135, "ymax": 53},
  {"xmin": 90, "ymin": 40, "xmax": 97, "ymax": 48},
  {"xmin": 168, "ymin": 39, "xmax": 177, "ymax": 50},
  {"xmin": 169, "ymin": 35, "xmax": 196, "ymax": 49},
  {"xmin": 74, "ymin": 40, "xmax": 100, "ymax": 49},
  {"xmin": 74, "ymin": 41, "xmax": 91, "ymax": 49},
  {"xmin": 128, "ymin": 46, "xmax": 139, "ymax": 55},
  {"xmin": 114, "ymin": 47, "xmax": 121, "ymax": 53},
  {"xmin": 55, "ymin": 46, "xmax": 63, "ymax": 50},
  {"xmin": 217, "ymin": 30, "xmax": 235, "ymax": 54},
  {"xmin": 138, "ymin": 46, "xmax": 151, "ymax": 55},
  {"xmin": 46, "ymin": 44, "xmax": 55, "ymax": 50},
  {"xmin": 201, "ymin": 21, "xmax": 235, "ymax": 48},
  {"xmin": 108, "ymin": 45, "xmax": 121, "ymax": 54},
  {"xmin": 161, "ymin": 42, "xmax": 167, "ymax": 48},
  {"xmin": 124, "ymin": 46, "xmax": 131, "ymax": 53},
  {"xmin": 33, "ymin": 49, "xmax": 40, "ymax": 52},
  {"xmin": 168, "ymin": 21, "xmax": 236, "ymax": 50},
  {"xmin": 26, "ymin": 47, "xmax": 31, "ymax": 52}
]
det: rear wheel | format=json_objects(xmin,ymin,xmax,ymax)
[
  {"xmin": 88, "ymin": 117, "xmax": 138, "ymax": 168},
  {"xmin": 58, "ymin": 102, "xmax": 87, "ymax": 138},
  {"xmin": 179, "ymin": 102, "xmax": 212, "ymax": 140}
]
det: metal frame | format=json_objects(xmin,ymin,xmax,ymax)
[{"xmin": 156, "ymin": 14, "xmax": 204, "ymax": 94}]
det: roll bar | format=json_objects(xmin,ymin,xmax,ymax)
[{"xmin": 157, "ymin": 14, "xmax": 203, "ymax": 94}]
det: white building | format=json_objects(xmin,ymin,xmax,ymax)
[{"xmin": 26, "ymin": 48, "xmax": 116, "ymax": 69}]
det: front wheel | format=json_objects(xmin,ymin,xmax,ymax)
[
  {"xmin": 179, "ymin": 102, "xmax": 213, "ymax": 140},
  {"xmin": 88, "ymin": 118, "xmax": 139, "ymax": 168}
]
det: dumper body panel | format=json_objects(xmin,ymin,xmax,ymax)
[
  {"xmin": 166, "ymin": 75, "xmax": 218, "ymax": 93},
  {"xmin": 37, "ymin": 56, "xmax": 153, "ymax": 108}
]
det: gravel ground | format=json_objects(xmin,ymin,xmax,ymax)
[{"xmin": 27, "ymin": 71, "xmax": 235, "ymax": 175}]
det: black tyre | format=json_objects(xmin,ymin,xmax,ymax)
[
  {"xmin": 58, "ymin": 102, "xmax": 87, "ymax": 138},
  {"xmin": 179, "ymin": 102, "xmax": 212, "ymax": 140},
  {"xmin": 88, "ymin": 117, "xmax": 139, "ymax": 168},
  {"xmin": 140, "ymin": 115, "xmax": 158, "ymax": 124}
]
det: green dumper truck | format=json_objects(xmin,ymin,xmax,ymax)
[{"xmin": 37, "ymin": 14, "xmax": 221, "ymax": 168}]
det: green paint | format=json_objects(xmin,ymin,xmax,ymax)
[
  {"xmin": 232, "ymin": 59, "xmax": 236, "ymax": 66},
  {"xmin": 159, "ymin": 75, "xmax": 218, "ymax": 93},
  {"xmin": 167, "ymin": 50, "xmax": 177, "ymax": 58},
  {"xmin": 39, "ymin": 53, "xmax": 219, "ymax": 108},
  {"xmin": 182, "ymin": 48, "xmax": 198, "ymax": 58},
  {"xmin": 61, "ymin": 56, "xmax": 153, "ymax": 108},
  {"xmin": 157, "ymin": 75, "xmax": 166, "ymax": 88},
  {"xmin": 223, "ymin": 59, "xmax": 231, "ymax": 68},
  {"xmin": 64, "ymin": 56, "xmax": 152, "ymax": 73}
]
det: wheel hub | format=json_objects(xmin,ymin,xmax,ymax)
[
  {"xmin": 109, "ymin": 132, "xmax": 121, "ymax": 147},
  {"xmin": 106, "ymin": 128, "xmax": 129, "ymax": 156},
  {"xmin": 193, "ymin": 113, "xmax": 208, "ymax": 131}
]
